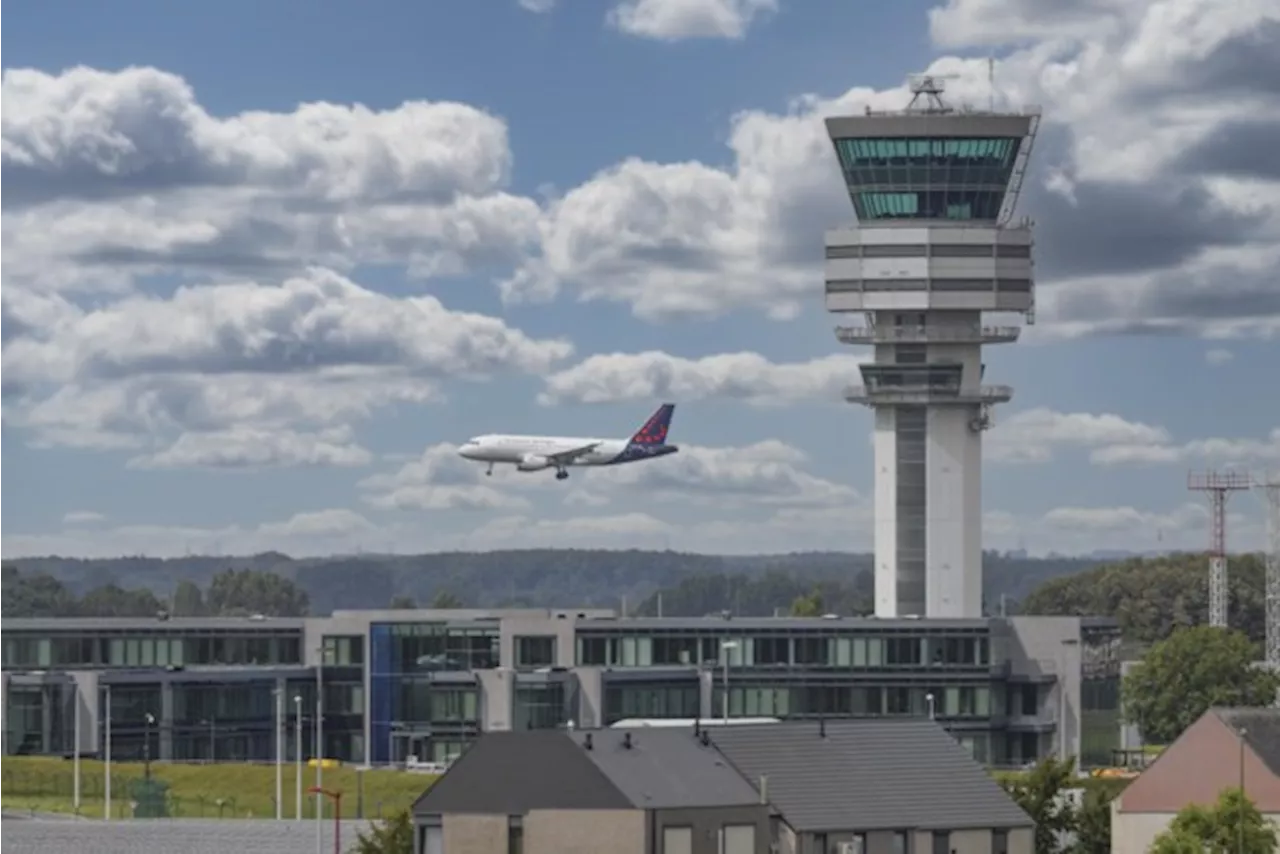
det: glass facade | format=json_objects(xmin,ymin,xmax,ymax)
[
  {"xmin": 832, "ymin": 136, "xmax": 1021, "ymax": 221},
  {"xmin": 603, "ymin": 681, "xmax": 700, "ymax": 724},
  {"xmin": 368, "ymin": 621, "xmax": 496, "ymax": 765},
  {"xmin": 513, "ymin": 683, "xmax": 568, "ymax": 730},
  {"xmin": 3, "ymin": 629, "xmax": 302, "ymax": 670},
  {"xmin": 578, "ymin": 630, "xmax": 991, "ymax": 669}
]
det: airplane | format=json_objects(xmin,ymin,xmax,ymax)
[{"xmin": 457, "ymin": 404, "xmax": 679, "ymax": 481}]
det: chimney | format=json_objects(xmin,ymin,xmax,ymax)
[
  {"xmin": 584, "ymin": 733, "xmax": 593, "ymax": 751},
  {"xmin": 700, "ymin": 729, "xmax": 711, "ymax": 747},
  {"xmin": 694, "ymin": 718, "xmax": 701, "ymax": 738},
  {"xmin": 623, "ymin": 732, "xmax": 634, "ymax": 750},
  {"xmin": 759, "ymin": 775, "xmax": 769, "ymax": 804}
]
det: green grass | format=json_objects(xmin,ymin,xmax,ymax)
[{"xmin": 0, "ymin": 757, "xmax": 436, "ymax": 820}]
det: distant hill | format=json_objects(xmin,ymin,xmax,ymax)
[{"xmin": 2, "ymin": 550, "xmax": 1105, "ymax": 617}]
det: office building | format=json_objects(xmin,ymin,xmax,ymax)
[
  {"xmin": 824, "ymin": 76, "xmax": 1040, "ymax": 618},
  {"xmin": 2, "ymin": 610, "xmax": 1120, "ymax": 770}
]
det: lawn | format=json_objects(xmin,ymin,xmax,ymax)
[{"xmin": 0, "ymin": 756, "xmax": 436, "ymax": 820}]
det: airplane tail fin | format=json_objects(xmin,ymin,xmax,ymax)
[{"xmin": 628, "ymin": 403, "xmax": 676, "ymax": 446}]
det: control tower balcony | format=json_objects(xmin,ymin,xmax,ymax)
[
  {"xmin": 834, "ymin": 323, "xmax": 1021, "ymax": 345},
  {"xmin": 844, "ymin": 384, "xmax": 1014, "ymax": 407},
  {"xmin": 845, "ymin": 363, "xmax": 1013, "ymax": 407}
]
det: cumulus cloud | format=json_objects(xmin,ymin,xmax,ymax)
[
  {"xmin": 360, "ymin": 438, "xmax": 857, "ymax": 512},
  {"xmin": 4, "ymin": 268, "xmax": 572, "ymax": 463},
  {"xmin": 1, "ymin": 66, "xmax": 540, "ymax": 293},
  {"xmin": 606, "ymin": 0, "xmax": 778, "ymax": 40},
  {"xmin": 988, "ymin": 408, "xmax": 1172, "ymax": 464},
  {"xmin": 540, "ymin": 351, "xmax": 864, "ymax": 405},
  {"xmin": 502, "ymin": 0, "xmax": 1279, "ymax": 335}
]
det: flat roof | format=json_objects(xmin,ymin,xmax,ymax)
[
  {"xmin": 579, "ymin": 616, "xmax": 994, "ymax": 631},
  {"xmin": 2, "ymin": 617, "xmax": 305, "ymax": 632}
]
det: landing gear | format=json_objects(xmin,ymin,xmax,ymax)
[
  {"xmin": 486, "ymin": 462, "xmax": 494, "ymax": 477},
  {"xmin": 555, "ymin": 469, "xmax": 569, "ymax": 481}
]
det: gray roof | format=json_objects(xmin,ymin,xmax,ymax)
[
  {"xmin": 2, "ymin": 617, "xmax": 304, "ymax": 632},
  {"xmin": 0, "ymin": 817, "xmax": 377, "ymax": 854},
  {"xmin": 708, "ymin": 719, "xmax": 1032, "ymax": 833},
  {"xmin": 568, "ymin": 728, "xmax": 763, "ymax": 809},
  {"xmin": 1215, "ymin": 708, "xmax": 1280, "ymax": 776},
  {"xmin": 412, "ymin": 731, "xmax": 630, "ymax": 815},
  {"xmin": 414, "ymin": 728, "xmax": 763, "ymax": 816},
  {"xmin": 578, "ymin": 616, "xmax": 993, "ymax": 631}
]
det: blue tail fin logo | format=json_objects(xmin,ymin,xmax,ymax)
[{"xmin": 628, "ymin": 403, "xmax": 675, "ymax": 446}]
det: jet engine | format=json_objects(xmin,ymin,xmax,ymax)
[{"xmin": 516, "ymin": 454, "xmax": 552, "ymax": 472}]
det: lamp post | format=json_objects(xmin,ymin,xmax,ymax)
[
  {"xmin": 104, "ymin": 684, "xmax": 112, "ymax": 821},
  {"xmin": 308, "ymin": 787, "xmax": 344, "ymax": 854},
  {"xmin": 294, "ymin": 694, "xmax": 303, "ymax": 821},
  {"xmin": 315, "ymin": 645, "xmax": 325, "ymax": 854},
  {"xmin": 144, "ymin": 712, "xmax": 156, "ymax": 780},
  {"xmin": 72, "ymin": 685, "xmax": 81, "ymax": 811},
  {"xmin": 925, "ymin": 692, "xmax": 936, "ymax": 720},
  {"xmin": 720, "ymin": 641, "xmax": 739, "ymax": 725},
  {"xmin": 275, "ymin": 688, "xmax": 284, "ymax": 821}
]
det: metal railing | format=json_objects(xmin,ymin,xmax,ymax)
[
  {"xmin": 844, "ymin": 384, "xmax": 1014, "ymax": 404},
  {"xmin": 834, "ymin": 324, "xmax": 1021, "ymax": 344}
]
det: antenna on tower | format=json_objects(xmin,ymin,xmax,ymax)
[
  {"xmin": 987, "ymin": 57, "xmax": 996, "ymax": 112},
  {"xmin": 1253, "ymin": 472, "xmax": 1280, "ymax": 669},
  {"xmin": 1188, "ymin": 471, "xmax": 1252, "ymax": 628},
  {"xmin": 905, "ymin": 72, "xmax": 960, "ymax": 114}
]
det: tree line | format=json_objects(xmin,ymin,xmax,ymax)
[{"xmin": 2, "ymin": 549, "xmax": 1105, "ymax": 618}]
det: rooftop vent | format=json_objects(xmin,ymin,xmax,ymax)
[
  {"xmin": 623, "ymin": 732, "xmax": 634, "ymax": 750},
  {"xmin": 584, "ymin": 733, "xmax": 593, "ymax": 751}
]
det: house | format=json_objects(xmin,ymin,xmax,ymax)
[
  {"xmin": 411, "ymin": 727, "xmax": 772, "ymax": 854},
  {"xmin": 1111, "ymin": 707, "xmax": 1280, "ymax": 854},
  {"xmin": 707, "ymin": 719, "xmax": 1034, "ymax": 854},
  {"xmin": 412, "ymin": 719, "xmax": 1032, "ymax": 854}
]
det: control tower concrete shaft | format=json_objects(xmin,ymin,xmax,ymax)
[{"xmin": 824, "ymin": 76, "xmax": 1040, "ymax": 618}]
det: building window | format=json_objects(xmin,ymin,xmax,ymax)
[
  {"xmin": 992, "ymin": 829, "xmax": 1008, "ymax": 854},
  {"xmin": 663, "ymin": 826, "xmax": 693, "ymax": 854},
  {"xmin": 892, "ymin": 831, "xmax": 909, "ymax": 854},
  {"xmin": 933, "ymin": 830, "xmax": 951, "ymax": 854},
  {"xmin": 514, "ymin": 636, "xmax": 556, "ymax": 668},
  {"xmin": 721, "ymin": 824, "xmax": 756, "ymax": 854}
]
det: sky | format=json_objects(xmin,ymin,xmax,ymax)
[{"xmin": 2, "ymin": 0, "xmax": 1278, "ymax": 559}]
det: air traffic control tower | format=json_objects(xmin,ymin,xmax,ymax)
[{"xmin": 824, "ymin": 75, "xmax": 1040, "ymax": 619}]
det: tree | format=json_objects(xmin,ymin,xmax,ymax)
[
  {"xmin": 999, "ymin": 755, "xmax": 1078, "ymax": 854},
  {"xmin": 1, "ymin": 568, "xmax": 78, "ymax": 617},
  {"xmin": 430, "ymin": 590, "xmax": 463, "ymax": 609},
  {"xmin": 206, "ymin": 568, "xmax": 309, "ymax": 616},
  {"xmin": 790, "ymin": 589, "xmax": 824, "ymax": 617},
  {"xmin": 1022, "ymin": 553, "xmax": 1266, "ymax": 645},
  {"xmin": 1074, "ymin": 782, "xmax": 1122, "ymax": 854},
  {"xmin": 172, "ymin": 580, "xmax": 206, "ymax": 616},
  {"xmin": 1150, "ymin": 788, "xmax": 1277, "ymax": 854},
  {"xmin": 1123, "ymin": 626, "xmax": 1279, "ymax": 744},
  {"xmin": 388, "ymin": 594, "xmax": 416, "ymax": 609},
  {"xmin": 77, "ymin": 584, "xmax": 164, "ymax": 617},
  {"xmin": 353, "ymin": 809, "xmax": 413, "ymax": 854}
]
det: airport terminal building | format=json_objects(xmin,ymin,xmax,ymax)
[{"xmin": 2, "ymin": 609, "xmax": 1121, "ymax": 770}]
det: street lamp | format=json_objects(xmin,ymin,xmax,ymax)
[
  {"xmin": 315, "ymin": 644, "xmax": 326, "ymax": 854},
  {"xmin": 104, "ymin": 685, "xmax": 113, "ymax": 821},
  {"xmin": 144, "ymin": 713, "xmax": 156, "ymax": 780},
  {"xmin": 293, "ymin": 694, "xmax": 303, "ymax": 822},
  {"xmin": 274, "ymin": 688, "xmax": 284, "ymax": 821},
  {"xmin": 308, "ymin": 786, "xmax": 344, "ymax": 854},
  {"xmin": 720, "ymin": 641, "xmax": 739, "ymax": 725},
  {"xmin": 925, "ymin": 692, "xmax": 936, "ymax": 720}
]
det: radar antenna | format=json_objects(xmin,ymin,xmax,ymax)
[{"xmin": 905, "ymin": 73, "xmax": 960, "ymax": 114}]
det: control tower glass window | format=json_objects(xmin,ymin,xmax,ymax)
[{"xmin": 832, "ymin": 136, "xmax": 1022, "ymax": 221}]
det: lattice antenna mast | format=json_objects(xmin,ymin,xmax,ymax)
[
  {"xmin": 1188, "ymin": 471, "xmax": 1252, "ymax": 628},
  {"xmin": 1255, "ymin": 472, "xmax": 1280, "ymax": 668}
]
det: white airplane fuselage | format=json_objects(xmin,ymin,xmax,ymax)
[{"xmin": 459, "ymin": 435, "xmax": 643, "ymax": 468}]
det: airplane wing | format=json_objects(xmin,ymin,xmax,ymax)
[{"xmin": 545, "ymin": 442, "xmax": 602, "ymax": 465}]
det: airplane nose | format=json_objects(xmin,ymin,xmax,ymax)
[{"xmin": 458, "ymin": 443, "xmax": 477, "ymax": 460}]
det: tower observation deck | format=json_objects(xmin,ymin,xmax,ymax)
[{"xmin": 824, "ymin": 75, "xmax": 1041, "ymax": 619}]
